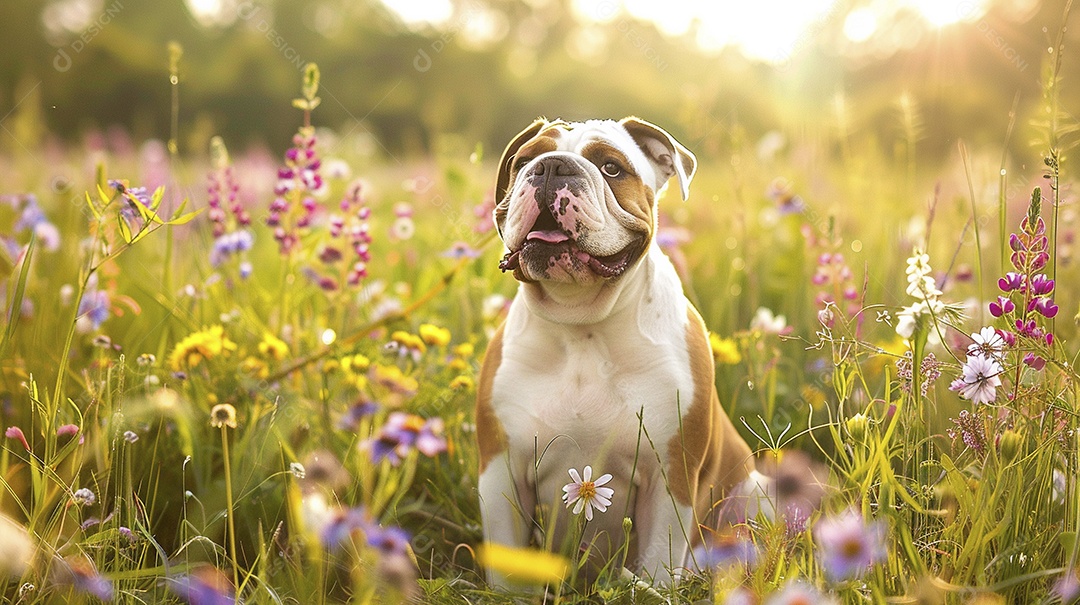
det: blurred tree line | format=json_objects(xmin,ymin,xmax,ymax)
[{"xmin": 0, "ymin": 0, "xmax": 1075, "ymax": 160}]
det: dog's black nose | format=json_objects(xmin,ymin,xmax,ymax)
[{"xmin": 532, "ymin": 156, "xmax": 574, "ymax": 177}]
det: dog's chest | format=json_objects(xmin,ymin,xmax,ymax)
[{"xmin": 493, "ymin": 318, "xmax": 694, "ymax": 466}]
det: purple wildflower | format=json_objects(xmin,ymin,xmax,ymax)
[
  {"xmin": 692, "ymin": 530, "xmax": 759, "ymax": 570},
  {"xmin": 267, "ymin": 125, "xmax": 323, "ymax": 255},
  {"xmin": 65, "ymin": 558, "xmax": 114, "ymax": 601},
  {"xmin": 170, "ymin": 566, "xmax": 235, "ymax": 605},
  {"xmin": 337, "ymin": 398, "xmax": 379, "ymax": 431},
  {"xmin": 946, "ymin": 410, "xmax": 987, "ymax": 457},
  {"xmin": 1054, "ymin": 568, "xmax": 1080, "ymax": 603},
  {"xmin": 814, "ymin": 509, "xmax": 887, "ymax": 582},
  {"xmin": 366, "ymin": 412, "xmax": 447, "ymax": 466},
  {"xmin": 312, "ymin": 178, "xmax": 373, "ymax": 289}
]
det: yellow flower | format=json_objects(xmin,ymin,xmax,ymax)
[
  {"xmin": 169, "ymin": 326, "xmax": 237, "ymax": 371},
  {"xmin": 258, "ymin": 332, "xmax": 289, "ymax": 361},
  {"xmin": 419, "ymin": 323, "xmax": 451, "ymax": 347},
  {"xmin": 710, "ymin": 333, "xmax": 742, "ymax": 365},
  {"xmin": 210, "ymin": 403, "xmax": 238, "ymax": 429},
  {"xmin": 449, "ymin": 357, "xmax": 469, "ymax": 372},
  {"xmin": 341, "ymin": 354, "xmax": 371, "ymax": 373},
  {"xmin": 241, "ymin": 356, "xmax": 269, "ymax": 379},
  {"xmin": 371, "ymin": 364, "xmax": 419, "ymax": 395},
  {"xmin": 452, "ymin": 343, "xmax": 474, "ymax": 358},
  {"xmin": 449, "ymin": 375, "xmax": 474, "ymax": 391},
  {"xmin": 390, "ymin": 331, "xmax": 427, "ymax": 354},
  {"xmin": 477, "ymin": 543, "xmax": 568, "ymax": 585}
]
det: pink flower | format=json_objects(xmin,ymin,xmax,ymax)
[{"xmin": 5, "ymin": 426, "xmax": 29, "ymax": 451}]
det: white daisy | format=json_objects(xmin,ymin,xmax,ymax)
[
  {"xmin": 967, "ymin": 326, "xmax": 1005, "ymax": 360},
  {"xmin": 561, "ymin": 466, "xmax": 614, "ymax": 522},
  {"xmin": 949, "ymin": 354, "xmax": 1003, "ymax": 405}
]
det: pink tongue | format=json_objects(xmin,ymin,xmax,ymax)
[{"xmin": 526, "ymin": 230, "xmax": 569, "ymax": 244}]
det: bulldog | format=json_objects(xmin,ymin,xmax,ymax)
[{"xmin": 476, "ymin": 117, "xmax": 767, "ymax": 587}]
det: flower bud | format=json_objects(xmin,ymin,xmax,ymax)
[
  {"xmin": 846, "ymin": 413, "xmax": 869, "ymax": 442},
  {"xmin": 998, "ymin": 429, "xmax": 1022, "ymax": 463}
]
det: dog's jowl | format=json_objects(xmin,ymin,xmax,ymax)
[{"xmin": 476, "ymin": 117, "xmax": 770, "ymax": 588}]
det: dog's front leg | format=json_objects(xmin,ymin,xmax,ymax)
[
  {"xmin": 478, "ymin": 454, "xmax": 535, "ymax": 588},
  {"xmin": 633, "ymin": 477, "xmax": 695, "ymax": 586}
]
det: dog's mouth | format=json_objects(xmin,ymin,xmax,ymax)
[{"xmin": 499, "ymin": 206, "xmax": 643, "ymax": 280}]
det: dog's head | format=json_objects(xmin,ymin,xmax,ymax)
[{"xmin": 494, "ymin": 117, "xmax": 696, "ymax": 286}]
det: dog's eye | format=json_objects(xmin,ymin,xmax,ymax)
[{"xmin": 600, "ymin": 161, "xmax": 622, "ymax": 178}]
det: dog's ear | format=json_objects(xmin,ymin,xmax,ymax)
[
  {"xmin": 620, "ymin": 117, "xmax": 697, "ymax": 201},
  {"xmin": 495, "ymin": 118, "xmax": 548, "ymax": 204}
]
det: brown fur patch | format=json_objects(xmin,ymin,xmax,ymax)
[
  {"xmin": 667, "ymin": 308, "xmax": 754, "ymax": 527},
  {"xmin": 580, "ymin": 141, "xmax": 653, "ymax": 237},
  {"xmin": 476, "ymin": 324, "xmax": 508, "ymax": 473}
]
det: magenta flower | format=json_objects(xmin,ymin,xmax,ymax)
[
  {"xmin": 988, "ymin": 296, "xmax": 1014, "ymax": 317},
  {"xmin": 366, "ymin": 412, "xmax": 447, "ymax": 465},
  {"xmin": 56, "ymin": 424, "xmax": 79, "ymax": 437},
  {"xmin": 814, "ymin": 509, "xmax": 887, "ymax": 582}
]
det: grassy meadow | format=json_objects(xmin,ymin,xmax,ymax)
[{"xmin": 2, "ymin": 30, "xmax": 1080, "ymax": 605}]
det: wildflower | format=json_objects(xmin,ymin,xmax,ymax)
[
  {"xmin": 56, "ymin": 424, "xmax": 79, "ymax": 437},
  {"xmin": 171, "ymin": 565, "xmax": 235, "ymax": 605},
  {"xmin": 64, "ymin": 557, "xmax": 114, "ymax": 601},
  {"xmin": 946, "ymin": 410, "xmax": 988, "ymax": 456},
  {"xmin": 441, "ymin": 241, "xmax": 483, "ymax": 259},
  {"xmin": 1054, "ymin": 568, "xmax": 1080, "ymax": 604},
  {"xmin": 209, "ymin": 229, "xmax": 254, "ymax": 268},
  {"xmin": 118, "ymin": 527, "xmax": 136, "ymax": 543},
  {"xmin": 366, "ymin": 524, "xmax": 411, "ymax": 557},
  {"xmin": 338, "ymin": 399, "xmax": 379, "ymax": 431},
  {"xmin": 764, "ymin": 581, "xmax": 839, "ymax": 605},
  {"xmin": 710, "ymin": 333, "xmax": 742, "ymax": 365},
  {"xmin": 267, "ymin": 123, "xmax": 323, "ymax": 255},
  {"xmin": 72, "ymin": 488, "xmax": 96, "ymax": 507},
  {"xmin": 449, "ymin": 375, "xmax": 474, "ymax": 391},
  {"xmin": 136, "ymin": 353, "xmax": 156, "ymax": 366},
  {"xmin": 289, "ymin": 462, "xmax": 306, "ymax": 479},
  {"xmin": 453, "ymin": 343, "xmax": 474, "ymax": 358},
  {"xmin": 810, "ymin": 250, "xmax": 859, "ymax": 320},
  {"xmin": 750, "ymin": 307, "xmax": 789, "ymax": 334},
  {"xmin": 320, "ymin": 506, "xmax": 369, "ymax": 550},
  {"xmin": 8, "ymin": 194, "xmax": 61, "ymax": 252},
  {"xmin": 6, "ymin": 426, "xmax": 30, "ymax": 451},
  {"xmin": 314, "ymin": 177, "xmax": 373, "ymax": 289},
  {"xmin": 477, "ymin": 543, "xmax": 569, "ymax": 585},
  {"xmin": 367, "ymin": 412, "xmax": 447, "ymax": 465},
  {"xmin": 948, "ymin": 355, "xmax": 1002, "ymax": 405},
  {"xmin": 562, "ymin": 466, "xmax": 614, "ymax": 522},
  {"xmin": 814, "ymin": 508, "xmax": 887, "ymax": 581},
  {"xmin": 767, "ymin": 176, "xmax": 804, "ymax": 214},
  {"xmin": 721, "ymin": 587, "xmax": 758, "ymax": 605},
  {"xmin": 169, "ymin": 326, "xmax": 238, "ymax": 371},
  {"xmin": 967, "ymin": 327, "xmax": 1005, "ymax": 360},
  {"xmin": 388, "ymin": 331, "xmax": 427, "ymax": 361},
  {"xmin": 77, "ymin": 275, "xmax": 111, "ymax": 333},
  {"xmin": 692, "ymin": 528, "xmax": 758, "ymax": 570},
  {"xmin": 299, "ymin": 449, "xmax": 350, "ymax": 493},
  {"xmin": 257, "ymin": 332, "xmax": 289, "ymax": 361},
  {"xmin": 210, "ymin": 404, "xmax": 238, "ymax": 429},
  {"xmin": 896, "ymin": 351, "xmax": 942, "ymax": 396},
  {"xmin": 370, "ymin": 364, "xmax": 419, "ymax": 396},
  {"xmin": 418, "ymin": 323, "xmax": 451, "ymax": 347},
  {"xmin": 895, "ymin": 247, "xmax": 946, "ymax": 339},
  {"xmin": 764, "ymin": 450, "xmax": 827, "ymax": 532},
  {"xmin": 0, "ymin": 513, "xmax": 35, "ymax": 579}
]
